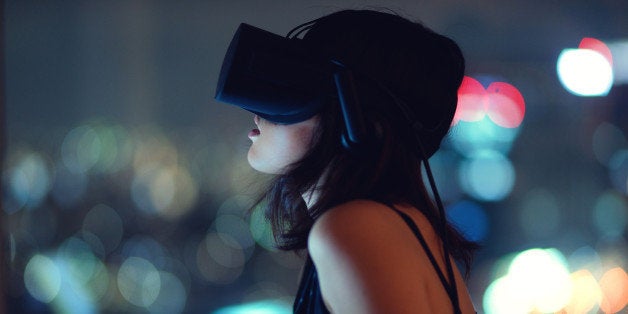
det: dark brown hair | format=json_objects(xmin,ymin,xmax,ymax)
[{"xmin": 257, "ymin": 9, "xmax": 478, "ymax": 273}]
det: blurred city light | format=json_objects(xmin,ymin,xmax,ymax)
[
  {"xmin": 592, "ymin": 191, "xmax": 628, "ymax": 240},
  {"xmin": 212, "ymin": 300, "xmax": 292, "ymax": 314},
  {"xmin": 592, "ymin": 122, "xmax": 627, "ymax": 167},
  {"xmin": 608, "ymin": 40, "xmax": 628, "ymax": 85},
  {"xmin": 458, "ymin": 150, "xmax": 515, "ymax": 202},
  {"xmin": 449, "ymin": 117, "xmax": 520, "ymax": 156},
  {"xmin": 557, "ymin": 38, "xmax": 614, "ymax": 96},
  {"xmin": 5, "ymin": 150, "xmax": 52, "ymax": 212},
  {"xmin": 446, "ymin": 200, "xmax": 489, "ymax": 242},
  {"xmin": 518, "ymin": 188, "xmax": 561, "ymax": 240},
  {"xmin": 483, "ymin": 247, "xmax": 628, "ymax": 313},
  {"xmin": 454, "ymin": 76, "xmax": 526, "ymax": 129}
]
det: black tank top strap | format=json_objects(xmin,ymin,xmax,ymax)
[{"xmin": 386, "ymin": 204, "xmax": 462, "ymax": 314}]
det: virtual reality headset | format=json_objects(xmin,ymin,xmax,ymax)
[{"xmin": 215, "ymin": 23, "xmax": 339, "ymax": 124}]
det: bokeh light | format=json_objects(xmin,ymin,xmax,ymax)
[
  {"xmin": 458, "ymin": 150, "xmax": 515, "ymax": 202},
  {"xmin": 483, "ymin": 248, "xmax": 572, "ymax": 313},
  {"xmin": 609, "ymin": 149, "xmax": 628, "ymax": 195},
  {"xmin": 196, "ymin": 232, "xmax": 245, "ymax": 284},
  {"xmin": 608, "ymin": 40, "xmax": 628, "ymax": 84},
  {"xmin": 557, "ymin": 40, "xmax": 614, "ymax": 96},
  {"xmin": 24, "ymin": 254, "xmax": 62, "ymax": 304},
  {"xmin": 592, "ymin": 122, "xmax": 627, "ymax": 167},
  {"xmin": 579, "ymin": 37, "xmax": 613, "ymax": 65},
  {"xmin": 454, "ymin": 76, "xmax": 525, "ymax": 128},
  {"xmin": 213, "ymin": 300, "xmax": 292, "ymax": 314},
  {"xmin": 564, "ymin": 269, "xmax": 602, "ymax": 314},
  {"xmin": 50, "ymin": 162, "xmax": 88, "ymax": 209},
  {"xmin": 131, "ymin": 164, "xmax": 199, "ymax": 219},
  {"xmin": 82, "ymin": 204, "xmax": 124, "ymax": 256},
  {"xmin": 5, "ymin": 150, "xmax": 53, "ymax": 212},
  {"xmin": 449, "ymin": 117, "xmax": 520, "ymax": 156},
  {"xmin": 518, "ymin": 188, "xmax": 561, "ymax": 240},
  {"xmin": 592, "ymin": 190, "xmax": 628, "ymax": 240},
  {"xmin": 446, "ymin": 200, "xmax": 489, "ymax": 242},
  {"xmin": 485, "ymin": 82, "xmax": 525, "ymax": 129},
  {"xmin": 117, "ymin": 256, "xmax": 161, "ymax": 308},
  {"xmin": 147, "ymin": 271, "xmax": 188, "ymax": 314},
  {"xmin": 599, "ymin": 267, "xmax": 628, "ymax": 313},
  {"xmin": 249, "ymin": 203, "xmax": 277, "ymax": 252}
]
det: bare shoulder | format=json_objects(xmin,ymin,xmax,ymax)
[
  {"xmin": 307, "ymin": 200, "xmax": 476, "ymax": 313},
  {"xmin": 309, "ymin": 199, "xmax": 401, "ymax": 244},
  {"xmin": 307, "ymin": 200, "xmax": 434, "ymax": 313}
]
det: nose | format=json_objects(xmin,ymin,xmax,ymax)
[{"xmin": 254, "ymin": 115, "xmax": 260, "ymax": 126}]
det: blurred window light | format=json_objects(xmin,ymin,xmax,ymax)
[
  {"xmin": 53, "ymin": 238, "xmax": 106, "ymax": 314},
  {"xmin": 24, "ymin": 254, "xmax": 61, "ymax": 303},
  {"xmin": 215, "ymin": 214, "xmax": 256, "ymax": 251},
  {"xmin": 599, "ymin": 267, "xmax": 628, "ymax": 313},
  {"xmin": 131, "ymin": 164, "xmax": 199, "ymax": 219},
  {"xmin": 608, "ymin": 149, "xmax": 628, "ymax": 195},
  {"xmin": 120, "ymin": 235, "xmax": 167, "ymax": 262},
  {"xmin": 485, "ymin": 82, "xmax": 525, "ymax": 129},
  {"xmin": 557, "ymin": 45, "xmax": 614, "ymax": 96},
  {"xmin": 249, "ymin": 204, "xmax": 277, "ymax": 252},
  {"xmin": 196, "ymin": 233, "xmax": 244, "ymax": 284},
  {"xmin": 518, "ymin": 188, "xmax": 561, "ymax": 240},
  {"xmin": 449, "ymin": 117, "xmax": 520, "ymax": 156},
  {"xmin": 213, "ymin": 300, "xmax": 292, "ymax": 314},
  {"xmin": 82, "ymin": 204, "xmax": 124, "ymax": 255},
  {"xmin": 454, "ymin": 76, "xmax": 487, "ymax": 124},
  {"xmin": 484, "ymin": 248, "xmax": 572, "ymax": 313},
  {"xmin": 458, "ymin": 150, "xmax": 516, "ymax": 202},
  {"xmin": 61, "ymin": 125, "xmax": 103, "ymax": 174},
  {"xmin": 50, "ymin": 162, "xmax": 88, "ymax": 208},
  {"xmin": 568, "ymin": 246, "xmax": 603, "ymax": 277},
  {"xmin": 454, "ymin": 76, "xmax": 525, "ymax": 129},
  {"xmin": 117, "ymin": 256, "xmax": 161, "ymax": 308},
  {"xmin": 205, "ymin": 232, "xmax": 245, "ymax": 269},
  {"xmin": 592, "ymin": 191, "xmax": 628, "ymax": 240},
  {"xmin": 483, "ymin": 276, "xmax": 532, "ymax": 314},
  {"xmin": 592, "ymin": 122, "xmax": 627, "ymax": 167},
  {"xmin": 446, "ymin": 200, "xmax": 489, "ymax": 242},
  {"xmin": 147, "ymin": 271, "xmax": 188, "ymax": 314},
  {"xmin": 6, "ymin": 151, "xmax": 52, "ymax": 211},
  {"xmin": 607, "ymin": 40, "xmax": 628, "ymax": 85},
  {"xmin": 427, "ymin": 151, "xmax": 463, "ymax": 203},
  {"xmin": 579, "ymin": 37, "xmax": 613, "ymax": 65},
  {"xmin": 565, "ymin": 269, "xmax": 602, "ymax": 314}
]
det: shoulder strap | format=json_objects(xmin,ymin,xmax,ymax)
[{"xmin": 388, "ymin": 205, "xmax": 462, "ymax": 314}]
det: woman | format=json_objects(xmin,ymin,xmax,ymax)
[{"xmin": 216, "ymin": 9, "xmax": 478, "ymax": 313}]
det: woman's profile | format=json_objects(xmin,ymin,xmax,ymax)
[{"xmin": 215, "ymin": 9, "xmax": 478, "ymax": 313}]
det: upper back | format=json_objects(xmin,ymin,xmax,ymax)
[{"xmin": 307, "ymin": 199, "xmax": 476, "ymax": 313}]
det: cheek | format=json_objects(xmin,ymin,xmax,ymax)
[{"xmin": 247, "ymin": 124, "xmax": 315, "ymax": 174}]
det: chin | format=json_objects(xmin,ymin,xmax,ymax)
[{"xmin": 247, "ymin": 150, "xmax": 280, "ymax": 174}]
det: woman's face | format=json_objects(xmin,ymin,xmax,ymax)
[{"xmin": 247, "ymin": 115, "xmax": 318, "ymax": 174}]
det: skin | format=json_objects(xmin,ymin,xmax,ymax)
[
  {"xmin": 246, "ymin": 115, "xmax": 476, "ymax": 313},
  {"xmin": 308, "ymin": 200, "xmax": 477, "ymax": 313},
  {"xmin": 247, "ymin": 114, "xmax": 319, "ymax": 174}
]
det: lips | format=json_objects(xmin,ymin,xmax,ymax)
[{"xmin": 248, "ymin": 128, "xmax": 260, "ymax": 139}]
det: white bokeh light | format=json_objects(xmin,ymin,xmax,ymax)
[{"xmin": 557, "ymin": 48, "xmax": 613, "ymax": 96}]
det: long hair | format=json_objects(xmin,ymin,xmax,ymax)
[{"xmin": 256, "ymin": 9, "xmax": 478, "ymax": 273}]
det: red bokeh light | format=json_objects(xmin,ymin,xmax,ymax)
[
  {"xmin": 579, "ymin": 37, "xmax": 613, "ymax": 65},
  {"xmin": 455, "ymin": 76, "xmax": 525, "ymax": 128}
]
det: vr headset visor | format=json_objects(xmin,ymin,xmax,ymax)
[{"xmin": 215, "ymin": 23, "xmax": 337, "ymax": 124}]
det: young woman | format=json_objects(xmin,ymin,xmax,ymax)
[{"xmin": 217, "ymin": 9, "xmax": 478, "ymax": 314}]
